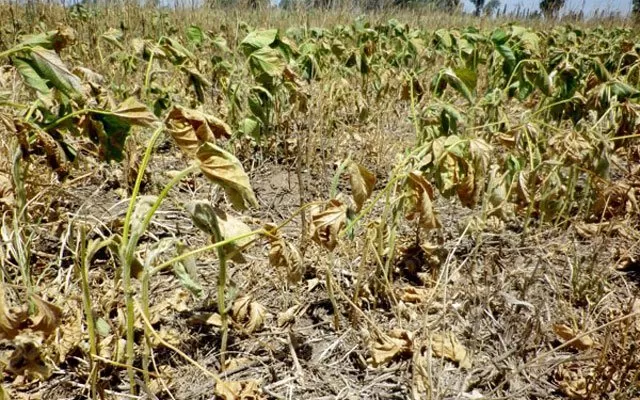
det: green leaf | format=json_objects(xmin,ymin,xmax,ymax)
[
  {"xmin": 453, "ymin": 67, "xmax": 477, "ymax": 92},
  {"xmin": 86, "ymin": 98, "xmax": 157, "ymax": 162},
  {"xmin": 490, "ymin": 29, "xmax": 508, "ymax": 45},
  {"xmin": 186, "ymin": 25, "xmax": 205, "ymax": 46},
  {"xmin": 592, "ymin": 59, "xmax": 610, "ymax": 82},
  {"xmin": 240, "ymin": 29, "xmax": 278, "ymax": 55},
  {"xmin": 196, "ymin": 142, "xmax": 258, "ymax": 210},
  {"xmin": 173, "ymin": 243, "xmax": 203, "ymax": 297},
  {"xmin": 249, "ymin": 46, "xmax": 286, "ymax": 77},
  {"xmin": 607, "ymin": 80, "xmax": 639, "ymax": 100},
  {"xmin": 495, "ymin": 44, "xmax": 516, "ymax": 69},
  {"xmin": 13, "ymin": 57, "xmax": 51, "ymax": 94},
  {"xmin": 28, "ymin": 46, "xmax": 85, "ymax": 102},
  {"xmin": 434, "ymin": 29, "xmax": 453, "ymax": 48},
  {"xmin": 239, "ymin": 117, "xmax": 261, "ymax": 140},
  {"xmin": 432, "ymin": 68, "xmax": 474, "ymax": 104},
  {"xmin": 100, "ymin": 28, "xmax": 124, "ymax": 49}
]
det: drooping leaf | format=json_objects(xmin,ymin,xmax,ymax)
[
  {"xmin": 86, "ymin": 99, "xmax": 156, "ymax": 162},
  {"xmin": 213, "ymin": 208, "xmax": 255, "ymax": 263},
  {"xmin": 173, "ymin": 243, "xmax": 203, "ymax": 297},
  {"xmin": 28, "ymin": 46, "xmax": 85, "ymax": 102},
  {"xmin": 348, "ymin": 161, "xmax": 376, "ymax": 212},
  {"xmin": 13, "ymin": 57, "xmax": 50, "ymax": 94},
  {"xmin": 102, "ymin": 97, "xmax": 158, "ymax": 127},
  {"xmin": 405, "ymin": 171, "xmax": 441, "ymax": 230},
  {"xmin": 240, "ymin": 29, "xmax": 279, "ymax": 55},
  {"xmin": 166, "ymin": 106, "xmax": 232, "ymax": 155},
  {"xmin": 238, "ymin": 117, "xmax": 261, "ymax": 140},
  {"xmin": 130, "ymin": 196, "xmax": 158, "ymax": 239},
  {"xmin": 310, "ymin": 199, "xmax": 348, "ymax": 251},
  {"xmin": 266, "ymin": 224, "xmax": 304, "ymax": 283},
  {"xmin": 100, "ymin": 28, "xmax": 124, "ymax": 49},
  {"xmin": 196, "ymin": 143, "xmax": 258, "ymax": 210},
  {"xmin": 20, "ymin": 26, "xmax": 76, "ymax": 52},
  {"xmin": 248, "ymin": 46, "xmax": 286, "ymax": 78},
  {"xmin": 184, "ymin": 201, "xmax": 256, "ymax": 262}
]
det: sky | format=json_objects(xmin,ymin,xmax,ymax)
[{"xmin": 462, "ymin": 0, "xmax": 632, "ymax": 16}]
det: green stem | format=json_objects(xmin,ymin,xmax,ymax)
[
  {"xmin": 122, "ymin": 125, "xmax": 164, "ymax": 244},
  {"xmin": 150, "ymin": 229, "xmax": 265, "ymax": 276},
  {"xmin": 119, "ymin": 125, "xmax": 163, "ymax": 394},
  {"xmin": 42, "ymin": 108, "xmax": 111, "ymax": 131},
  {"xmin": 0, "ymin": 45, "xmax": 27, "ymax": 60}
]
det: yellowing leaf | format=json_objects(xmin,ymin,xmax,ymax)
[
  {"xmin": 28, "ymin": 46, "xmax": 86, "ymax": 102},
  {"xmin": 369, "ymin": 329, "xmax": 413, "ymax": 366},
  {"xmin": 107, "ymin": 97, "xmax": 158, "ymax": 127},
  {"xmin": 310, "ymin": 199, "xmax": 347, "ymax": 251},
  {"xmin": 348, "ymin": 162, "xmax": 376, "ymax": 212},
  {"xmin": 232, "ymin": 296, "xmax": 266, "ymax": 334},
  {"xmin": 185, "ymin": 201, "xmax": 256, "ymax": 262},
  {"xmin": 166, "ymin": 105, "xmax": 232, "ymax": 155},
  {"xmin": 196, "ymin": 143, "xmax": 258, "ymax": 210},
  {"xmin": 430, "ymin": 332, "xmax": 471, "ymax": 368},
  {"xmin": 405, "ymin": 171, "xmax": 441, "ymax": 230},
  {"xmin": 553, "ymin": 324, "xmax": 594, "ymax": 351}
]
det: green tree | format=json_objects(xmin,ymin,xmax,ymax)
[
  {"xmin": 634, "ymin": 0, "xmax": 640, "ymax": 19},
  {"xmin": 539, "ymin": 0, "xmax": 565, "ymax": 19},
  {"xmin": 471, "ymin": 0, "xmax": 485, "ymax": 16},
  {"xmin": 483, "ymin": 0, "xmax": 500, "ymax": 16}
]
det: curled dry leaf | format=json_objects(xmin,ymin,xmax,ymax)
[
  {"xmin": 232, "ymin": 296, "xmax": 266, "ymax": 334},
  {"xmin": 166, "ymin": 105, "xmax": 232, "ymax": 155},
  {"xmin": 553, "ymin": 324, "xmax": 595, "ymax": 351},
  {"xmin": 215, "ymin": 379, "xmax": 263, "ymax": 400},
  {"xmin": 266, "ymin": 224, "xmax": 304, "ymax": 283},
  {"xmin": 277, "ymin": 304, "xmax": 306, "ymax": 328},
  {"xmin": 369, "ymin": 329, "xmax": 413, "ymax": 366},
  {"xmin": 430, "ymin": 332, "xmax": 471, "ymax": 368},
  {"xmin": 29, "ymin": 295, "xmax": 63, "ymax": 338},
  {"xmin": 0, "ymin": 294, "xmax": 28, "ymax": 340},
  {"xmin": 310, "ymin": 199, "xmax": 348, "ymax": 251},
  {"xmin": 405, "ymin": 171, "xmax": 441, "ymax": 230},
  {"xmin": 555, "ymin": 363, "xmax": 588, "ymax": 399},
  {"xmin": 455, "ymin": 164, "xmax": 476, "ymax": 208},
  {"xmin": 348, "ymin": 161, "xmax": 376, "ymax": 212},
  {"xmin": 0, "ymin": 291, "xmax": 61, "ymax": 341},
  {"xmin": 399, "ymin": 286, "xmax": 431, "ymax": 304},
  {"xmin": 196, "ymin": 143, "xmax": 258, "ymax": 210}
]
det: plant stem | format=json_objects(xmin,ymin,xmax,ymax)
[{"xmin": 119, "ymin": 125, "xmax": 163, "ymax": 394}]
